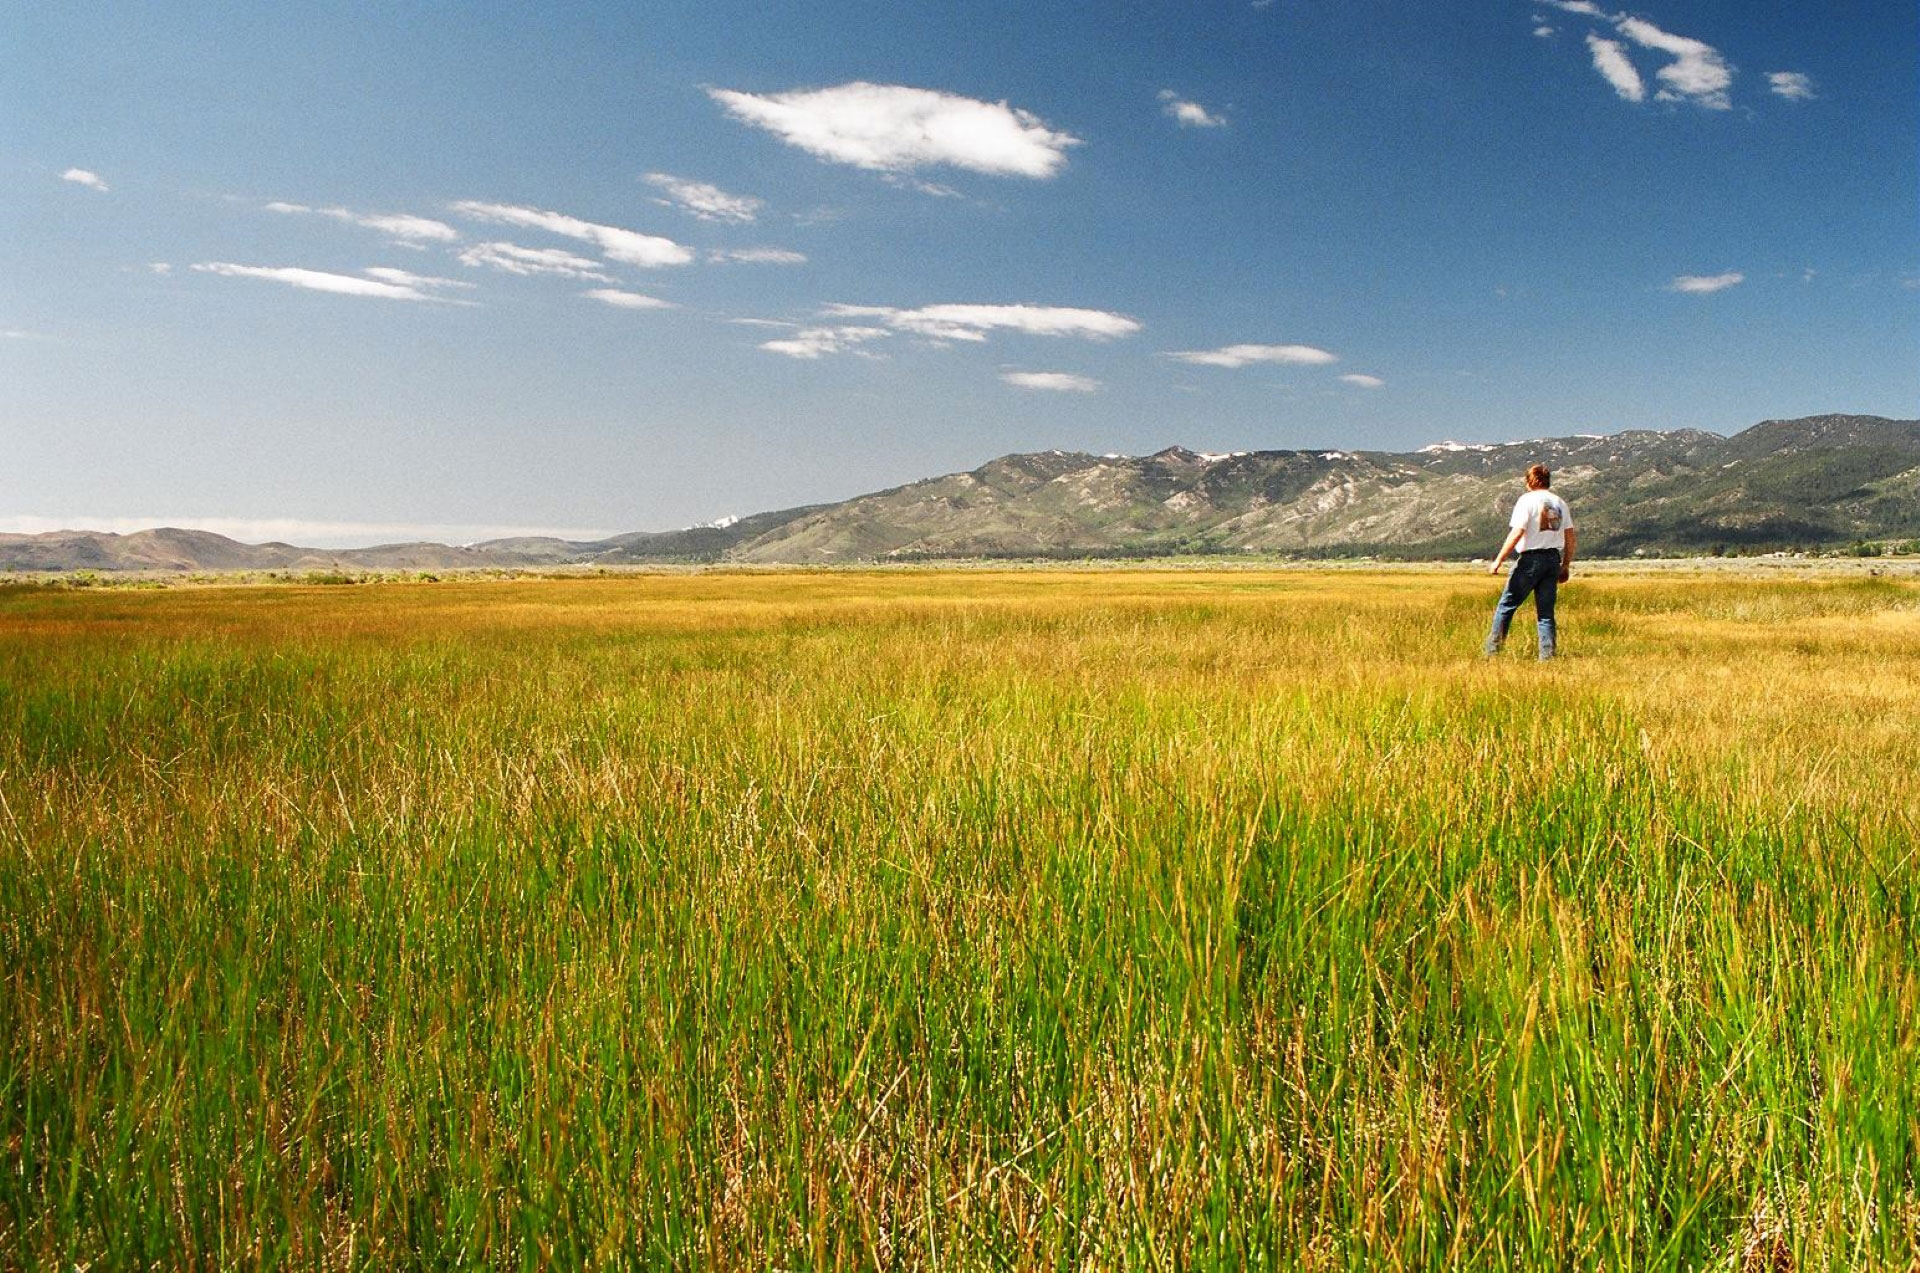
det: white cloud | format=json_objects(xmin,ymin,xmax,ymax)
[
  {"xmin": 148, "ymin": 262, "xmax": 173, "ymax": 275},
  {"xmin": 1616, "ymin": 16, "xmax": 1732, "ymax": 109},
  {"xmin": 1339, "ymin": 373, "xmax": 1386, "ymax": 388},
  {"xmin": 1549, "ymin": 8, "xmax": 1735, "ymax": 109},
  {"xmin": 1, "ymin": 328, "xmax": 40, "ymax": 339},
  {"xmin": 1001, "ymin": 371, "xmax": 1100, "ymax": 392},
  {"xmin": 709, "ymin": 247, "xmax": 808, "ymax": 265},
  {"xmin": 363, "ymin": 267, "xmax": 474, "ymax": 290},
  {"xmin": 265, "ymin": 201, "xmax": 459, "ymax": 242},
  {"xmin": 708, "ymin": 82, "xmax": 1079, "ymax": 179},
  {"xmin": 1158, "ymin": 90, "xmax": 1227, "ymax": 128},
  {"xmin": 187, "ymin": 261, "xmax": 483, "ymax": 307},
  {"xmin": 1585, "ymin": 35, "xmax": 1647, "ymax": 103},
  {"xmin": 61, "ymin": 168, "xmax": 109, "ymax": 192},
  {"xmin": 1167, "ymin": 343, "xmax": 1338, "ymax": 368},
  {"xmin": 353, "ymin": 212, "xmax": 461, "ymax": 242},
  {"xmin": 760, "ymin": 326, "xmax": 892, "ymax": 359},
  {"xmin": 583, "ymin": 288, "xmax": 674, "ymax": 310},
  {"xmin": 760, "ymin": 303, "xmax": 1137, "ymax": 357},
  {"xmin": 826, "ymin": 302, "xmax": 1141, "ymax": 342},
  {"xmin": 1669, "ymin": 271, "xmax": 1743, "ymax": 294},
  {"xmin": 1534, "ymin": 24, "xmax": 1556, "ymax": 38},
  {"xmin": 456, "ymin": 241, "xmax": 614, "ymax": 281},
  {"xmin": 449, "ymin": 201, "xmax": 693, "ymax": 267},
  {"xmin": 643, "ymin": 172, "xmax": 761, "ymax": 223},
  {"xmin": 1767, "ymin": 71, "xmax": 1815, "ymax": 101},
  {"xmin": 191, "ymin": 262, "xmax": 440, "ymax": 301}
]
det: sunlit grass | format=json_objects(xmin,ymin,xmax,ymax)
[{"xmin": 2, "ymin": 568, "xmax": 1916, "ymax": 1269}]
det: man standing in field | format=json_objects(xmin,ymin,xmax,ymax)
[{"xmin": 1484, "ymin": 463, "xmax": 1576, "ymax": 659}]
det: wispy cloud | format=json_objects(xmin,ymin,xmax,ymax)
[
  {"xmin": 1585, "ymin": 35, "xmax": 1646, "ymax": 102},
  {"xmin": 1167, "ymin": 343, "xmax": 1338, "ymax": 368},
  {"xmin": 352, "ymin": 213, "xmax": 460, "ymax": 242},
  {"xmin": 760, "ymin": 326, "xmax": 892, "ymax": 359},
  {"xmin": 191, "ymin": 262, "xmax": 440, "ymax": 301},
  {"xmin": 61, "ymin": 168, "xmax": 109, "ymax": 192},
  {"xmin": 449, "ymin": 201, "xmax": 693, "ymax": 267},
  {"xmin": 708, "ymin": 82, "xmax": 1080, "ymax": 179},
  {"xmin": 456, "ymin": 241, "xmax": 614, "ymax": 281},
  {"xmin": 583, "ymin": 288, "xmax": 674, "ymax": 310},
  {"xmin": 761, "ymin": 305, "xmax": 1136, "ymax": 357},
  {"xmin": 1668, "ymin": 271, "xmax": 1743, "ymax": 294},
  {"xmin": 1533, "ymin": 24, "xmax": 1556, "ymax": 38},
  {"xmin": 1545, "ymin": 6, "xmax": 1736, "ymax": 109},
  {"xmin": 824, "ymin": 303, "xmax": 1141, "ymax": 342},
  {"xmin": 709, "ymin": 247, "xmax": 808, "ymax": 265},
  {"xmin": 1339, "ymin": 373, "xmax": 1386, "ymax": 388},
  {"xmin": 1001, "ymin": 371, "xmax": 1100, "ymax": 392},
  {"xmin": 363, "ymin": 267, "xmax": 474, "ymax": 290},
  {"xmin": 1767, "ymin": 71, "xmax": 1815, "ymax": 101},
  {"xmin": 265, "ymin": 201, "xmax": 459, "ymax": 242},
  {"xmin": 643, "ymin": 172, "xmax": 762, "ymax": 223},
  {"xmin": 1158, "ymin": 90, "xmax": 1227, "ymax": 128},
  {"xmin": 1616, "ymin": 16, "xmax": 1732, "ymax": 109}
]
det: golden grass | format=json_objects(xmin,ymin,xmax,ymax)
[{"xmin": 1, "ymin": 567, "xmax": 1916, "ymax": 1269}]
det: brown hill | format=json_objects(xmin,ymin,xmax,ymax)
[{"xmin": 5, "ymin": 415, "xmax": 1914, "ymax": 572}]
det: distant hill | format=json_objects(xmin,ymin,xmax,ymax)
[
  {"xmin": 5, "ymin": 414, "xmax": 1915, "ymax": 572},
  {"xmin": 724, "ymin": 413, "xmax": 1920, "ymax": 562},
  {"xmin": 0, "ymin": 506, "xmax": 824, "ymax": 575}
]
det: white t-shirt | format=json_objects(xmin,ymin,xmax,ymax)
[{"xmin": 1509, "ymin": 489, "xmax": 1574, "ymax": 552}]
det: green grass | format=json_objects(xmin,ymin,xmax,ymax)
[{"xmin": 1, "ymin": 569, "xmax": 1916, "ymax": 1269}]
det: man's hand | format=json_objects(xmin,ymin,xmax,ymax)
[
  {"xmin": 1557, "ymin": 567, "xmax": 1571, "ymax": 584},
  {"xmin": 1490, "ymin": 526, "xmax": 1526, "ymax": 575}
]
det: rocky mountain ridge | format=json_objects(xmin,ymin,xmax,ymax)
[
  {"xmin": 6, "ymin": 414, "xmax": 1915, "ymax": 572},
  {"xmin": 719, "ymin": 413, "xmax": 1919, "ymax": 562}
]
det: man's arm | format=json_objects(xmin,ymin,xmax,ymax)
[
  {"xmin": 1558, "ymin": 527, "xmax": 1577, "ymax": 582},
  {"xmin": 1489, "ymin": 525, "xmax": 1525, "ymax": 574}
]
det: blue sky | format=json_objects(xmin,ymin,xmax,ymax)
[{"xmin": 5, "ymin": 0, "xmax": 1915, "ymax": 544}]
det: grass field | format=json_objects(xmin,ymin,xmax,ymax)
[{"xmin": 2, "ymin": 567, "xmax": 1916, "ymax": 1269}]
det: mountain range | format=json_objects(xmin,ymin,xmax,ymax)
[{"xmin": 6, "ymin": 414, "xmax": 1916, "ymax": 573}]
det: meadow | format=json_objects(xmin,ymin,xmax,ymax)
[{"xmin": 1, "ymin": 566, "xmax": 1916, "ymax": 1270}]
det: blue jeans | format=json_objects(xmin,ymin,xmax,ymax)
[{"xmin": 1486, "ymin": 549, "xmax": 1560, "ymax": 658}]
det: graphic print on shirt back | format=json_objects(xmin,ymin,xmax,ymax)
[{"xmin": 1539, "ymin": 502, "xmax": 1562, "ymax": 532}]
